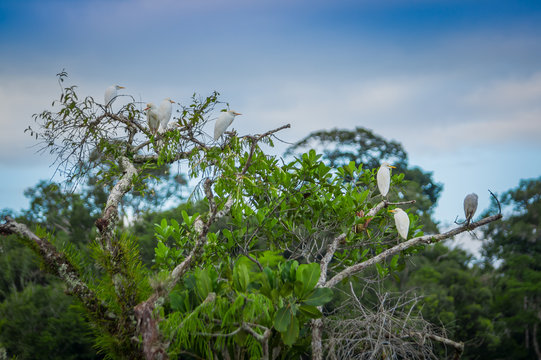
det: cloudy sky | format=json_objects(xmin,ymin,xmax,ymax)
[{"xmin": 1, "ymin": 0, "xmax": 540, "ymax": 253}]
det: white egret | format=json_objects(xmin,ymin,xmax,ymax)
[
  {"xmin": 391, "ymin": 208, "xmax": 410, "ymax": 240},
  {"xmin": 377, "ymin": 162, "xmax": 396, "ymax": 197},
  {"xmin": 463, "ymin": 193, "xmax": 478, "ymax": 225},
  {"xmin": 144, "ymin": 103, "xmax": 160, "ymax": 135},
  {"xmin": 104, "ymin": 85, "xmax": 125, "ymax": 106},
  {"xmin": 214, "ymin": 110, "xmax": 242, "ymax": 140},
  {"xmin": 158, "ymin": 98, "xmax": 175, "ymax": 132}
]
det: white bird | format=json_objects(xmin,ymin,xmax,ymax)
[
  {"xmin": 158, "ymin": 98, "xmax": 175, "ymax": 132},
  {"xmin": 104, "ymin": 85, "xmax": 125, "ymax": 106},
  {"xmin": 144, "ymin": 103, "xmax": 160, "ymax": 135},
  {"xmin": 214, "ymin": 110, "xmax": 242, "ymax": 140},
  {"xmin": 377, "ymin": 162, "xmax": 396, "ymax": 197},
  {"xmin": 463, "ymin": 193, "xmax": 478, "ymax": 225},
  {"xmin": 391, "ymin": 208, "xmax": 410, "ymax": 240}
]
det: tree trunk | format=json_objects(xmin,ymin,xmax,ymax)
[
  {"xmin": 533, "ymin": 323, "xmax": 541, "ymax": 360},
  {"xmin": 311, "ymin": 318, "xmax": 323, "ymax": 360},
  {"xmin": 526, "ymin": 296, "xmax": 530, "ymax": 349}
]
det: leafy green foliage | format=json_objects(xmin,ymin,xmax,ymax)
[
  {"xmin": 478, "ymin": 177, "xmax": 541, "ymax": 359},
  {"xmin": 161, "ymin": 252, "xmax": 332, "ymax": 357},
  {"xmin": 285, "ymin": 127, "xmax": 443, "ymax": 232}
]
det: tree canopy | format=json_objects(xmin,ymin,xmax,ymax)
[{"xmin": 0, "ymin": 73, "xmax": 503, "ymax": 360}]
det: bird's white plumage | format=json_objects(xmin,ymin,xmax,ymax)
[
  {"xmin": 392, "ymin": 208, "xmax": 410, "ymax": 240},
  {"xmin": 377, "ymin": 162, "xmax": 395, "ymax": 197},
  {"xmin": 145, "ymin": 103, "xmax": 160, "ymax": 134},
  {"xmin": 214, "ymin": 110, "xmax": 241, "ymax": 140},
  {"xmin": 463, "ymin": 193, "xmax": 478, "ymax": 225},
  {"xmin": 104, "ymin": 85, "xmax": 124, "ymax": 106},
  {"xmin": 158, "ymin": 98, "xmax": 174, "ymax": 132}
]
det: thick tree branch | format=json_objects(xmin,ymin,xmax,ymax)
[
  {"xmin": 132, "ymin": 151, "xmax": 192, "ymax": 164},
  {"xmin": 0, "ymin": 216, "xmax": 116, "ymax": 326},
  {"xmin": 326, "ymin": 213, "xmax": 502, "ymax": 288},
  {"xmin": 95, "ymin": 157, "xmax": 138, "ymax": 247},
  {"xmin": 97, "ymin": 158, "xmax": 136, "ymax": 225},
  {"xmin": 134, "ymin": 294, "xmax": 168, "ymax": 360},
  {"xmin": 318, "ymin": 234, "xmax": 346, "ymax": 286},
  {"xmin": 319, "ymin": 200, "xmax": 415, "ymax": 286}
]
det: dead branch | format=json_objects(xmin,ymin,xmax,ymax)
[
  {"xmin": 239, "ymin": 124, "xmax": 291, "ymax": 176},
  {"xmin": 407, "ymin": 331, "xmax": 464, "ymax": 359},
  {"xmin": 313, "ymin": 199, "xmax": 418, "ymax": 360},
  {"xmin": 324, "ymin": 284, "xmax": 440, "ymax": 360}
]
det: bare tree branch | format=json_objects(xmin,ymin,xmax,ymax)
[
  {"xmin": 95, "ymin": 156, "xmax": 138, "ymax": 249},
  {"xmin": 239, "ymin": 124, "xmax": 291, "ymax": 176},
  {"xmin": 326, "ymin": 213, "xmax": 502, "ymax": 288},
  {"xmin": 407, "ymin": 331, "xmax": 464, "ymax": 360}
]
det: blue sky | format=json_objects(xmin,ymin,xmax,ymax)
[{"xmin": 1, "ymin": 0, "xmax": 541, "ymax": 253}]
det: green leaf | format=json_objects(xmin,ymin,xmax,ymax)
[
  {"xmin": 303, "ymin": 288, "xmax": 333, "ymax": 306},
  {"xmin": 390, "ymin": 254, "xmax": 399, "ymax": 269},
  {"xmin": 274, "ymin": 307, "xmax": 291, "ymax": 332},
  {"xmin": 295, "ymin": 263, "xmax": 320, "ymax": 298},
  {"xmin": 282, "ymin": 315, "xmax": 299, "ymax": 346},
  {"xmin": 264, "ymin": 267, "xmax": 276, "ymax": 289},
  {"xmin": 155, "ymin": 241, "xmax": 169, "ymax": 259},
  {"xmin": 258, "ymin": 251, "xmax": 284, "ymax": 267},
  {"xmin": 233, "ymin": 263, "xmax": 250, "ymax": 292},
  {"xmin": 375, "ymin": 262, "xmax": 387, "ymax": 277},
  {"xmin": 169, "ymin": 291, "xmax": 183, "ymax": 311},
  {"xmin": 298, "ymin": 305, "xmax": 322, "ymax": 319},
  {"xmin": 279, "ymin": 282, "xmax": 294, "ymax": 297},
  {"xmin": 195, "ymin": 269, "xmax": 212, "ymax": 301},
  {"xmin": 181, "ymin": 210, "xmax": 190, "ymax": 226}
]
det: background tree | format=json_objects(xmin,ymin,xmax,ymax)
[
  {"xmin": 0, "ymin": 73, "xmax": 501, "ymax": 360},
  {"xmin": 392, "ymin": 243, "xmax": 499, "ymax": 359},
  {"xmin": 480, "ymin": 177, "xmax": 541, "ymax": 359}
]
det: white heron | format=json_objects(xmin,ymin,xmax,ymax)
[
  {"xmin": 463, "ymin": 193, "xmax": 478, "ymax": 225},
  {"xmin": 144, "ymin": 103, "xmax": 160, "ymax": 135},
  {"xmin": 104, "ymin": 85, "xmax": 125, "ymax": 106},
  {"xmin": 214, "ymin": 110, "xmax": 242, "ymax": 140},
  {"xmin": 377, "ymin": 162, "xmax": 396, "ymax": 197},
  {"xmin": 158, "ymin": 98, "xmax": 175, "ymax": 132},
  {"xmin": 390, "ymin": 208, "xmax": 410, "ymax": 240}
]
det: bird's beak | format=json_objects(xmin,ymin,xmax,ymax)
[
  {"xmin": 118, "ymin": 86, "xmax": 125, "ymax": 89},
  {"xmin": 169, "ymin": 99, "xmax": 175, "ymax": 103},
  {"xmin": 389, "ymin": 165, "xmax": 396, "ymax": 168},
  {"xmin": 233, "ymin": 112, "xmax": 242, "ymax": 116},
  {"xmin": 389, "ymin": 209, "xmax": 397, "ymax": 213},
  {"xmin": 144, "ymin": 106, "xmax": 150, "ymax": 111}
]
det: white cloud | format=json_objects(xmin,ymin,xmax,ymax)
[
  {"xmin": 415, "ymin": 110, "xmax": 541, "ymax": 152},
  {"xmin": 464, "ymin": 72, "xmax": 541, "ymax": 110}
]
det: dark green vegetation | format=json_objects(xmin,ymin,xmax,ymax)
[{"xmin": 0, "ymin": 75, "xmax": 531, "ymax": 359}]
